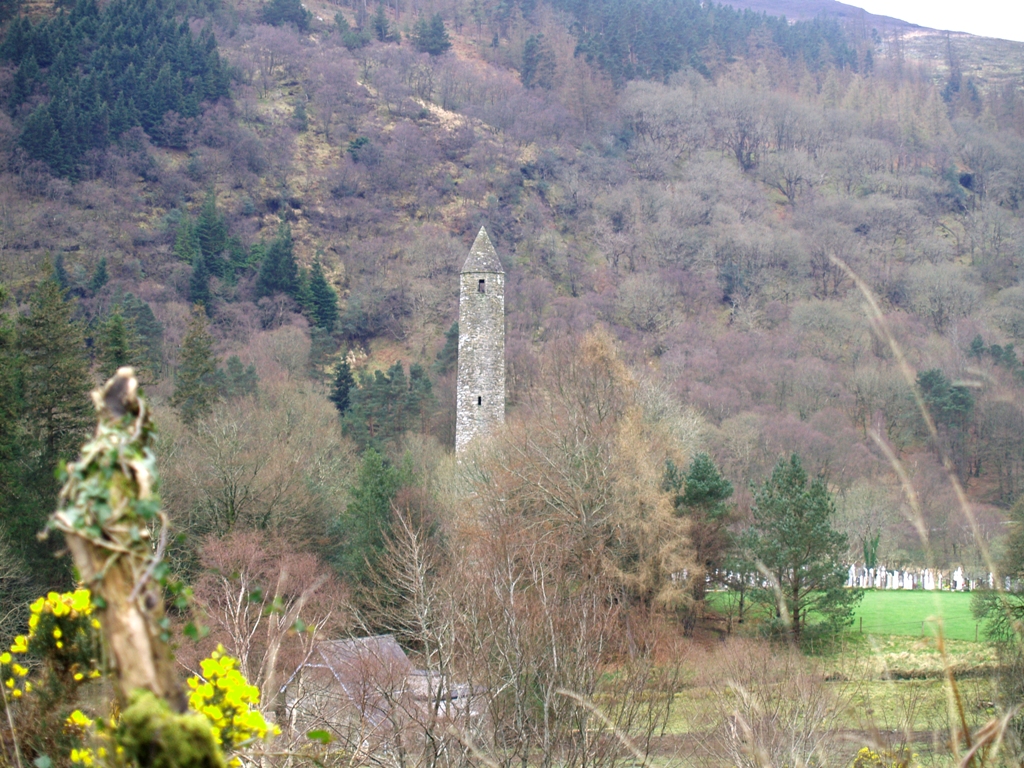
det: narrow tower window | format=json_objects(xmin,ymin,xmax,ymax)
[
  {"xmin": 477, "ymin": 396, "xmax": 482, "ymax": 406},
  {"xmin": 478, "ymin": 279, "xmax": 486, "ymax": 293}
]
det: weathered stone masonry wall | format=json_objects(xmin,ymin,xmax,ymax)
[{"xmin": 456, "ymin": 268, "xmax": 505, "ymax": 453}]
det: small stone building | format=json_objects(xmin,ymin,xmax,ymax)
[{"xmin": 284, "ymin": 635, "xmax": 484, "ymax": 759}]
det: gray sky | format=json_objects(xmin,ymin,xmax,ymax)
[{"xmin": 852, "ymin": 0, "xmax": 1024, "ymax": 42}]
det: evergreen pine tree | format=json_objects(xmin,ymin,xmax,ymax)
[
  {"xmin": 0, "ymin": 285, "xmax": 26, "ymax": 540},
  {"xmin": 19, "ymin": 106, "xmax": 58, "ymax": 167},
  {"xmin": 196, "ymin": 188, "xmax": 227, "ymax": 260},
  {"xmin": 190, "ymin": 252, "xmax": 212, "ymax": 311},
  {"xmin": 407, "ymin": 362, "xmax": 433, "ymax": 433},
  {"xmin": 749, "ymin": 454, "xmax": 861, "ymax": 644},
  {"xmin": 255, "ymin": 223, "xmax": 299, "ymax": 299},
  {"xmin": 262, "ymin": 0, "xmax": 312, "ymax": 30},
  {"xmin": 15, "ymin": 272, "xmax": 91, "ymax": 588},
  {"xmin": 336, "ymin": 12, "xmax": 370, "ymax": 49},
  {"xmin": 307, "ymin": 326, "xmax": 335, "ymax": 382},
  {"xmin": 295, "ymin": 267, "xmax": 315, "ymax": 316},
  {"xmin": 120, "ymin": 294, "xmax": 163, "ymax": 374},
  {"xmin": 329, "ymin": 359, "xmax": 355, "ymax": 416},
  {"xmin": 372, "ymin": 4, "xmax": 399, "ymax": 43},
  {"xmin": 45, "ymin": 124, "xmax": 74, "ymax": 177},
  {"xmin": 663, "ymin": 453, "xmax": 734, "ymax": 611},
  {"xmin": 342, "ymin": 361, "xmax": 433, "ymax": 450},
  {"xmin": 89, "ymin": 257, "xmax": 109, "ymax": 293},
  {"xmin": 170, "ymin": 304, "xmax": 219, "ymax": 426},
  {"xmin": 225, "ymin": 236, "xmax": 251, "ymax": 278},
  {"xmin": 220, "ymin": 355, "xmax": 258, "ymax": 398},
  {"xmin": 53, "ymin": 253, "xmax": 69, "ymax": 291},
  {"xmin": 433, "ymin": 321, "xmax": 458, "ymax": 374},
  {"xmin": 96, "ymin": 307, "xmax": 147, "ymax": 380},
  {"xmin": 110, "ymin": 93, "xmax": 135, "ymax": 136},
  {"xmin": 916, "ymin": 368, "xmax": 976, "ymax": 480},
  {"xmin": 309, "ymin": 257, "xmax": 339, "ymax": 331},
  {"xmin": 412, "ymin": 13, "xmax": 451, "ymax": 55},
  {"xmin": 969, "ymin": 334, "xmax": 986, "ymax": 359},
  {"xmin": 331, "ymin": 448, "xmax": 410, "ymax": 594},
  {"xmin": 917, "ymin": 368, "xmax": 975, "ymax": 426},
  {"xmin": 17, "ymin": 272, "xmax": 92, "ymax": 468},
  {"xmin": 10, "ymin": 54, "xmax": 39, "ymax": 107},
  {"xmin": 522, "ymin": 34, "xmax": 556, "ymax": 88},
  {"xmin": 1, "ymin": 286, "xmax": 52, "ymax": 601},
  {"xmin": 174, "ymin": 215, "xmax": 200, "ymax": 264}
]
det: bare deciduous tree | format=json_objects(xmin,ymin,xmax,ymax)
[
  {"xmin": 908, "ymin": 262, "xmax": 982, "ymax": 333},
  {"xmin": 185, "ymin": 530, "xmax": 348, "ymax": 726},
  {"xmin": 473, "ymin": 329, "xmax": 695, "ymax": 610},
  {"xmin": 160, "ymin": 366, "xmax": 355, "ymax": 549}
]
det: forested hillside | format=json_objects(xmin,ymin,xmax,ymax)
[
  {"xmin": 0, "ymin": 0, "xmax": 1023, "ymax": 639},
  {"xmin": 5, "ymin": 0, "xmax": 1024, "ymax": 761}
]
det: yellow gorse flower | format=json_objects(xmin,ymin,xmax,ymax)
[
  {"xmin": 67, "ymin": 709, "xmax": 95, "ymax": 729},
  {"xmin": 853, "ymin": 745, "xmax": 915, "ymax": 768},
  {"xmin": 2, "ymin": 588, "xmax": 102, "ymax": 702},
  {"xmin": 187, "ymin": 645, "xmax": 279, "ymax": 765},
  {"xmin": 69, "ymin": 747, "xmax": 94, "ymax": 766},
  {"xmin": 71, "ymin": 590, "xmax": 91, "ymax": 613},
  {"xmin": 28, "ymin": 589, "xmax": 94, "ymax": 629}
]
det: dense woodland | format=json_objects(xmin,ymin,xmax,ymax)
[{"xmin": 3, "ymin": 0, "xmax": 1024, "ymax": 759}]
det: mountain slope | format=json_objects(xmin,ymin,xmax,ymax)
[
  {"xmin": 722, "ymin": 0, "xmax": 1024, "ymax": 87},
  {"xmin": 719, "ymin": 0, "xmax": 917, "ymax": 30}
]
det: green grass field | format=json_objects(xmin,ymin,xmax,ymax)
[
  {"xmin": 709, "ymin": 589, "xmax": 983, "ymax": 642},
  {"xmin": 852, "ymin": 590, "xmax": 980, "ymax": 642}
]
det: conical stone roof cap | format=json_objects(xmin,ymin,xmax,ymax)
[{"xmin": 461, "ymin": 227, "xmax": 503, "ymax": 273}]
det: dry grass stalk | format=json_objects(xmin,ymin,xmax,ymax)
[{"xmin": 832, "ymin": 254, "xmax": 1019, "ymax": 765}]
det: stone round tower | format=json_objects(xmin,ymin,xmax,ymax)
[{"xmin": 456, "ymin": 227, "xmax": 505, "ymax": 454}]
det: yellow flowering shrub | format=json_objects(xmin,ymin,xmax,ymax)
[
  {"xmin": 1, "ymin": 588, "xmax": 101, "ymax": 702},
  {"xmin": 187, "ymin": 645, "xmax": 279, "ymax": 762},
  {"xmin": 853, "ymin": 746, "xmax": 915, "ymax": 768},
  {"xmin": 62, "ymin": 645, "xmax": 277, "ymax": 767},
  {"xmin": 6, "ymin": 591, "xmax": 275, "ymax": 768},
  {"xmin": 65, "ymin": 709, "xmax": 130, "ymax": 767}
]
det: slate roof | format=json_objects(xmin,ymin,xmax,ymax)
[
  {"xmin": 286, "ymin": 634, "xmax": 487, "ymax": 735},
  {"xmin": 461, "ymin": 227, "xmax": 503, "ymax": 273},
  {"xmin": 315, "ymin": 634, "xmax": 413, "ymax": 690},
  {"xmin": 308, "ymin": 635, "xmax": 413, "ymax": 726}
]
